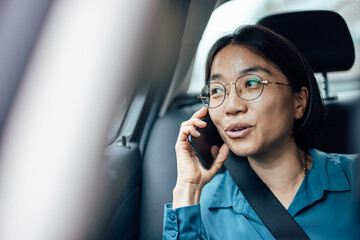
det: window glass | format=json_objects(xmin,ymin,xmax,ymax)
[
  {"xmin": 188, "ymin": 0, "xmax": 360, "ymax": 99},
  {"xmin": 188, "ymin": 0, "xmax": 266, "ymax": 93},
  {"xmin": 106, "ymin": 99, "xmax": 129, "ymax": 144}
]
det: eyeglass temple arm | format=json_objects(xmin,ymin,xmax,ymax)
[
  {"xmin": 197, "ymin": 96, "xmax": 210, "ymax": 99},
  {"xmin": 263, "ymin": 80, "xmax": 291, "ymax": 86}
]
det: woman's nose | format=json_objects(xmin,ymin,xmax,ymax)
[{"xmin": 223, "ymin": 85, "xmax": 247, "ymax": 115}]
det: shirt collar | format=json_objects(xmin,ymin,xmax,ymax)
[
  {"xmin": 204, "ymin": 149, "xmax": 352, "ymax": 220},
  {"xmin": 308, "ymin": 149, "xmax": 351, "ymax": 191},
  {"xmin": 287, "ymin": 149, "xmax": 351, "ymax": 216}
]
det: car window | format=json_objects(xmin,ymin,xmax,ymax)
[{"xmin": 188, "ymin": 0, "xmax": 360, "ymax": 99}]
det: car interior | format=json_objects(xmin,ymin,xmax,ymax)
[
  {"xmin": 103, "ymin": 3, "xmax": 360, "ymax": 240},
  {"xmin": 0, "ymin": 0, "xmax": 359, "ymax": 240}
]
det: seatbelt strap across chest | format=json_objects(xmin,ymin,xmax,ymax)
[{"xmin": 224, "ymin": 151, "xmax": 310, "ymax": 240}]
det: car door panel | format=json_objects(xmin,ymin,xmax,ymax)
[{"xmin": 101, "ymin": 142, "xmax": 142, "ymax": 240}]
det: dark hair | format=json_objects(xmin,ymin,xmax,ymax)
[{"xmin": 205, "ymin": 24, "xmax": 325, "ymax": 150}]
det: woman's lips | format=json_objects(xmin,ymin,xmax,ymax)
[{"xmin": 225, "ymin": 123, "xmax": 253, "ymax": 138}]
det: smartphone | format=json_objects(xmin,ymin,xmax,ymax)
[{"xmin": 188, "ymin": 113, "xmax": 224, "ymax": 169}]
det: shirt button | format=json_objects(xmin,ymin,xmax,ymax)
[
  {"xmin": 169, "ymin": 214, "xmax": 176, "ymax": 221},
  {"xmin": 170, "ymin": 230, "xmax": 177, "ymax": 238}
]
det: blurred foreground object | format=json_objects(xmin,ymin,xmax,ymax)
[{"xmin": 0, "ymin": 0, "xmax": 156, "ymax": 239}]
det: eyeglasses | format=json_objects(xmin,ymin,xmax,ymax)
[{"xmin": 198, "ymin": 74, "xmax": 291, "ymax": 109}]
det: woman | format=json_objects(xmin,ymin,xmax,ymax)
[{"xmin": 163, "ymin": 25, "xmax": 359, "ymax": 239}]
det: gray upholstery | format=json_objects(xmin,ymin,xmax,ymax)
[
  {"xmin": 316, "ymin": 96, "xmax": 360, "ymax": 154},
  {"xmin": 258, "ymin": 10, "xmax": 355, "ymax": 73},
  {"xmin": 139, "ymin": 103, "xmax": 202, "ymax": 240}
]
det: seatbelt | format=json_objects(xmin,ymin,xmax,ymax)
[{"xmin": 224, "ymin": 151, "xmax": 310, "ymax": 240}]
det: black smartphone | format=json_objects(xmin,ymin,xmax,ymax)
[{"xmin": 188, "ymin": 113, "xmax": 224, "ymax": 169}]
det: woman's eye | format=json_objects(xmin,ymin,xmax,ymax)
[
  {"xmin": 210, "ymin": 86, "xmax": 224, "ymax": 96},
  {"xmin": 245, "ymin": 79, "xmax": 261, "ymax": 88}
]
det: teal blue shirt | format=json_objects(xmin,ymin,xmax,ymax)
[{"xmin": 163, "ymin": 149, "xmax": 359, "ymax": 239}]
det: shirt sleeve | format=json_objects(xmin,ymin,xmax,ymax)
[{"xmin": 163, "ymin": 203, "xmax": 205, "ymax": 240}]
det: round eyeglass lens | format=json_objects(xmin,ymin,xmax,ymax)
[
  {"xmin": 236, "ymin": 74, "xmax": 264, "ymax": 101},
  {"xmin": 200, "ymin": 82, "xmax": 226, "ymax": 108}
]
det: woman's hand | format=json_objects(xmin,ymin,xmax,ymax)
[{"xmin": 173, "ymin": 107, "xmax": 229, "ymax": 209}]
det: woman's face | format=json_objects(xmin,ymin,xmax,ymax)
[{"xmin": 208, "ymin": 44, "xmax": 306, "ymax": 157}]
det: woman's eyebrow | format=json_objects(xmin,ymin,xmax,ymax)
[
  {"xmin": 240, "ymin": 66, "xmax": 272, "ymax": 75},
  {"xmin": 209, "ymin": 66, "xmax": 272, "ymax": 82},
  {"xmin": 209, "ymin": 73, "xmax": 223, "ymax": 82}
]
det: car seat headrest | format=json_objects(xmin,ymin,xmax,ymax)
[{"xmin": 257, "ymin": 10, "xmax": 355, "ymax": 73}]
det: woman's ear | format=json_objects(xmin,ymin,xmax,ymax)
[{"xmin": 294, "ymin": 87, "xmax": 309, "ymax": 119}]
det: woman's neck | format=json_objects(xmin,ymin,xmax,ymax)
[{"xmin": 247, "ymin": 145, "xmax": 312, "ymax": 209}]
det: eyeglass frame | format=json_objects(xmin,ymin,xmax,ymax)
[{"xmin": 198, "ymin": 74, "xmax": 291, "ymax": 109}]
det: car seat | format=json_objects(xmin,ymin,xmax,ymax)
[{"xmin": 257, "ymin": 10, "xmax": 359, "ymax": 154}]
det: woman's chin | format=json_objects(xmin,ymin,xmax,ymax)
[{"xmin": 227, "ymin": 144, "xmax": 257, "ymax": 157}]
